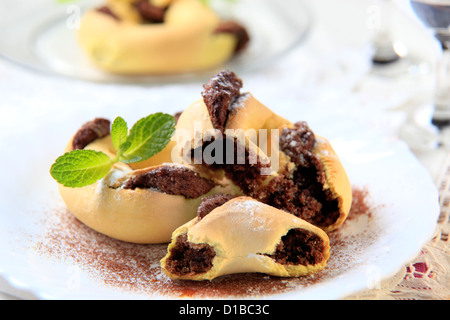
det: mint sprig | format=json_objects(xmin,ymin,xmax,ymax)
[
  {"xmin": 119, "ymin": 113, "xmax": 175, "ymax": 164},
  {"xmin": 50, "ymin": 113, "xmax": 175, "ymax": 188},
  {"xmin": 51, "ymin": 150, "xmax": 114, "ymax": 188},
  {"xmin": 111, "ymin": 116, "xmax": 129, "ymax": 152}
]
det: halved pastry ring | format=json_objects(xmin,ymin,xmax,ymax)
[{"xmin": 161, "ymin": 197, "xmax": 331, "ymax": 281}]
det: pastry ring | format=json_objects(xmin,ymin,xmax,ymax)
[
  {"xmin": 57, "ymin": 118, "xmax": 230, "ymax": 244},
  {"xmin": 78, "ymin": 0, "xmax": 250, "ymax": 74}
]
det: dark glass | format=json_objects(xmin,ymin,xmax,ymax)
[
  {"xmin": 399, "ymin": 1, "xmax": 450, "ymax": 149},
  {"xmin": 411, "ymin": 1, "xmax": 450, "ymax": 29}
]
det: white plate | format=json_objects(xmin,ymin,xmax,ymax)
[
  {"xmin": 0, "ymin": 0, "xmax": 312, "ymax": 84},
  {"xmin": 0, "ymin": 105, "xmax": 440, "ymax": 300}
]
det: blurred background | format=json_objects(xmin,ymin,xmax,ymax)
[{"xmin": 0, "ymin": 0, "xmax": 447, "ymax": 176}]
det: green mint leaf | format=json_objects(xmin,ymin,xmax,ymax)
[
  {"xmin": 111, "ymin": 117, "xmax": 128, "ymax": 152},
  {"xmin": 119, "ymin": 113, "xmax": 175, "ymax": 164},
  {"xmin": 50, "ymin": 150, "xmax": 113, "ymax": 188}
]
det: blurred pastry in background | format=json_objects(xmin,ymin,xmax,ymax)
[{"xmin": 78, "ymin": 0, "xmax": 250, "ymax": 75}]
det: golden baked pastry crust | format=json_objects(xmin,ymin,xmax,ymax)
[
  {"xmin": 161, "ymin": 197, "xmax": 331, "ymax": 280},
  {"xmin": 311, "ymin": 135, "xmax": 352, "ymax": 232}
]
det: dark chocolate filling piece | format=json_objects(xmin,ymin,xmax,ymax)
[
  {"xmin": 279, "ymin": 121, "xmax": 317, "ymax": 169},
  {"xmin": 173, "ymin": 111, "xmax": 183, "ymax": 124},
  {"xmin": 134, "ymin": 0, "xmax": 167, "ymax": 23},
  {"xmin": 201, "ymin": 70, "xmax": 243, "ymax": 133},
  {"xmin": 72, "ymin": 118, "xmax": 111, "ymax": 150},
  {"xmin": 123, "ymin": 166, "xmax": 215, "ymax": 199},
  {"xmin": 95, "ymin": 4, "xmax": 250, "ymax": 53},
  {"xmin": 197, "ymin": 193, "xmax": 237, "ymax": 220},
  {"xmin": 215, "ymin": 21, "xmax": 250, "ymax": 53},
  {"xmin": 96, "ymin": 6, "xmax": 121, "ymax": 21},
  {"xmin": 257, "ymin": 123, "xmax": 339, "ymax": 227},
  {"xmin": 165, "ymin": 228, "xmax": 324, "ymax": 277},
  {"xmin": 264, "ymin": 228, "xmax": 326, "ymax": 266},
  {"xmin": 191, "ymin": 136, "xmax": 271, "ymax": 198},
  {"xmin": 165, "ymin": 234, "xmax": 216, "ymax": 276},
  {"xmin": 277, "ymin": 122, "xmax": 340, "ymax": 227},
  {"xmin": 97, "ymin": 2, "xmax": 167, "ymax": 23},
  {"xmin": 95, "ymin": 6, "xmax": 249, "ymax": 55}
]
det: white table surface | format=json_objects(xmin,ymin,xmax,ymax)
[{"xmin": 0, "ymin": 0, "xmax": 446, "ymax": 300}]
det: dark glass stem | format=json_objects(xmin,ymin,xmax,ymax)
[{"xmin": 431, "ymin": 35, "xmax": 450, "ymax": 129}]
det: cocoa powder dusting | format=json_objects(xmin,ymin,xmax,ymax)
[
  {"xmin": 32, "ymin": 187, "xmax": 378, "ymax": 298},
  {"xmin": 346, "ymin": 187, "xmax": 371, "ymax": 220}
]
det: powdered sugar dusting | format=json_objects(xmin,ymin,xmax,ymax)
[
  {"xmin": 229, "ymin": 92, "xmax": 251, "ymax": 112},
  {"xmin": 227, "ymin": 200, "xmax": 274, "ymax": 232},
  {"xmin": 227, "ymin": 199, "xmax": 263, "ymax": 215},
  {"xmin": 30, "ymin": 187, "xmax": 381, "ymax": 298}
]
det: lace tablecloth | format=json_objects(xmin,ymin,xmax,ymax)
[
  {"xmin": 0, "ymin": 0, "xmax": 448, "ymax": 300},
  {"xmin": 346, "ymin": 150, "xmax": 450, "ymax": 300}
]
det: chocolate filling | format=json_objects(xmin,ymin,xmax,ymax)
[
  {"xmin": 173, "ymin": 111, "xmax": 183, "ymax": 124},
  {"xmin": 189, "ymin": 130, "xmax": 340, "ymax": 228},
  {"xmin": 265, "ymin": 228, "xmax": 326, "ymax": 266},
  {"xmin": 134, "ymin": 0, "xmax": 167, "ymax": 23},
  {"xmin": 123, "ymin": 166, "xmax": 215, "ymax": 199},
  {"xmin": 279, "ymin": 122, "xmax": 317, "ymax": 169},
  {"xmin": 72, "ymin": 118, "xmax": 111, "ymax": 150},
  {"xmin": 201, "ymin": 70, "xmax": 243, "ymax": 133},
  {"xmin": 215, "ymin": 21, "xmax": 250, "ymax": 53},
  {"xmin": 96, "ymin": 6, "xmax": 121, "ymax": 21},
  {"xmin": 190, "ymin": 72, "xmax": 341, "ymax": 229},
  {"xmin": 191, "ymin": 136, "xmax": 271, "ymax": 198},
  {"xmin": 165, "ymin": 228, "xmax": 325, "ymax": 277},
  {"xmin": 197, "ymin": 193, "xmax": 237, "ymax": 220},
  {"xmin": 253, "ymin": 123, "xmax": 339, "ymax": 227},
  {"xmin": 165, "ymin": 234, "xmax": 216, "ymax": 276},
  {"xmin": 278, "ymin": 122, "xmax": 340, "ymax": 227},
  {"xmin": 95, "ymin": 5, "xmax": 249, "ymax": 55}
]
